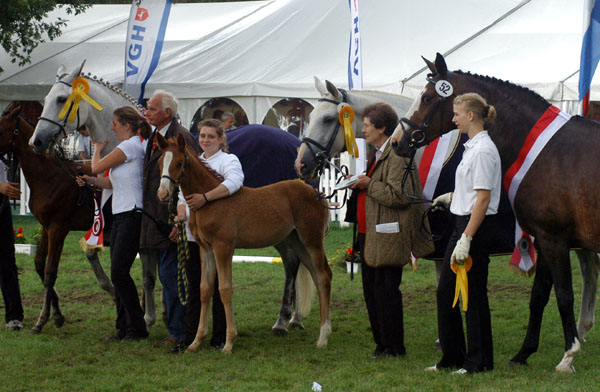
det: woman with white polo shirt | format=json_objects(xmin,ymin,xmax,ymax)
[
  {"xmin": 171, "ymin": 119, "xmax": 244, "ymax": 353},
  {"xmin": 427, "ymin": 93, "xmax": 501, "ymax": 374},
  {"xmin": 78, "ymin": 106, "xmax": 151, "ymax": 342}
]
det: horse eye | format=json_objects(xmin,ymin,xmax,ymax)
[
  {"xmin": 323, "ymin": 116, "xmax": 335, "ymax": 124},
  {"xmin": 422, "ymin": 95, "xmax": 433, "ymax": 105},
  {"xmin": 57, "ymin": 96, "xmax": 67, "ymax": 104}
]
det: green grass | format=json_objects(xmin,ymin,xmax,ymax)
[{"xmin": 3, "ymin": 214, "xmax": 600, "ymax": 391}]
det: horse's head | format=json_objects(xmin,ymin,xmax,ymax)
[
  {"xmin": 391, "ymin": 53, "xmax": 458, "ymax": 157},
  {"xmin": 29, "ymin": 61, "xmax": 89, "ymax": 153},
  {"xmin": 295, "ymin": 77, "xmax": 349, "ymax": 180},
  {"xmin": 0, "ymin": 103, "xmax": 23, "ymax": 155},
  {"xmin": 157, "ymin": 133, "xmax": 187, "ymax": 203}
]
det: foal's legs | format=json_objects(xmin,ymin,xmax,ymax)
[
  {"xmin": 140, "ymin": 248, "xmax": 158, "ymax": 328},
  {"xmin": 212, "ymin": 245, "xmax": 237, "ymax": 353},
  {"xmin": 32, "ymin": 226, "xmax": 68, "ymax": 333},
  {"xmin": 575, "ymin": 249, "xmax": 599, "ymax": 341}
]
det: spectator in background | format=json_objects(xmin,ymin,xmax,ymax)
[
  {"xmin": 221, "ymin": 112, "xmax": 236, "ymax": 132},
  {"xmin": 77, "ymin": 125, "xmax": 91, "ymax": 160},
  {"xmin": 0, "ymin": 157, "xmax": 24, "ymax": 331}
]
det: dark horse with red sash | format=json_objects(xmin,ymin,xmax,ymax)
[{"xmin": 391, "ymin": 53, "xmax": 600, "ymax": 373}]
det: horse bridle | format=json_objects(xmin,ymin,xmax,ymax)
[
  {"xmin": 301, "ymin": 89, "xmax": 349, "ymax": 175},
  {"xmin": 37, "ymin": 79, "xmax": 81, "ymax": 144},
  {"xmin": 160, "ymin": 149, "xmax": 189, "ymax": 189}
]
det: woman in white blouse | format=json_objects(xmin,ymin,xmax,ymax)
[
  {"xmin": 427, "ymin": 93, "xmax": 501, "ymax": 374},
  {"xmin": 171, "ymin": 119, "xmax": 244, "ymax": 352},
  {"xmin": 78, "ymin": 106, "xmax": 151, "ymax": 342}
]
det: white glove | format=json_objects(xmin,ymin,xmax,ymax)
[
  {"xmin": 432, "ymin": 192, "xmax": 452, "ymax": 211},
  {"xmin": 451, "ymin": 233, "xmax": 472, "ymax": 265}
]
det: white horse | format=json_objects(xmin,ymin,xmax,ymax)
[
  {"xmin": 29, "ymin": 61, "xmax": 159, "ymax": 328},
  {"xmin": 296, "ymin": 76, "xmax": 600, "ymax": 347}
]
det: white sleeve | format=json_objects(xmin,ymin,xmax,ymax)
[
  {"xmin": 221, "ymin": 154, "xmax": 244, "ymax": 195},
  {"xmin": 177, "ymin": 187, "xmax": 186, "ymax": 206},
  {"xmin": 472, "ymin": 151, "xmax": 497, "ymax": 191}
]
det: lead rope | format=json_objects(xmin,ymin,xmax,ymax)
[{"xmin": 169, "ymin": 186, "xmax": 189, "ymax": 306}]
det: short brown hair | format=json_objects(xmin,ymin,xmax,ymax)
[{"xmin": 362, "ymin": 102, "xmax": 399, "ymax": 136}]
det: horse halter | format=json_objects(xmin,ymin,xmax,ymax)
[
  {"xmin": 37, "ymin": 79, "xmax": 80, "ymax": 144},
  {"xmin": 160, "ymin": 149, "xmax": 189, "ymax": 190},
  {"xmin": 398, "ymin": 77, "xmax": 453, "ymax": 151},
  {"xmin": 301, "ymin": 89, "xmax": 349, "ymax": 175}
]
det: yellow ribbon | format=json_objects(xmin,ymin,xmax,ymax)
[
  {"xmin": 338, "ymin": 104, "xmax": 359, "ymax": 158},
  {"xmin": 451, "ymin": 255, "xmax": 472, "ymax": 312},
  {"xmin": 58, "ymin": 77, "xmax": 103, "ymax": 122}
]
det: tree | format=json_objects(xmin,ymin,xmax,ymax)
[{"xmin": 0, "ymin": 1, "xmax": 90, "ymax": 74}]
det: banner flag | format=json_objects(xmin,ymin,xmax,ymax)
[
  {"xmin": 124, "ymin": 0, "xmax": 172, "ymax": 104},
  {"xmin": 347, "ymin": 0, "xmax": 362, "ymax": 90},
  {"xmin": 579, "ymin": 0, "xmax": 600, "ymax": 116}
]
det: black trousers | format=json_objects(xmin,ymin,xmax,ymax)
[
  {"xmin": 358, "ymin": 233, "xmax": 405, "ymax": 355},
  {"xmin": 110, "ymin": 210, "xmax": 147, "ymax": 338},
  {"xmin": 0, "ymin": 196, "xmax": 23, "ymax": 323},
  {"xmin": 436, "ymin": 214, "xmax": 495, "ymax": 372},
  {"xmin": 183, "ymin": 241, "xmax": 226, "ymax": 346}
]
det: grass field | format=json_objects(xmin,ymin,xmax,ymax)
[{"xmin": 2, "ymin": 213, "xmax": 600, "ymax": 391}]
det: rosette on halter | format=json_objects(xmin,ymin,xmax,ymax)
[
  {"xmin": 451, "ymin": 255, "xmax": 472, "ymax": 312},
  {"xmin": 338, "ymin": 103, "xmax": 359, "ymax": 158},
  {"xmin": 58, "ymin": 77, "xmax": 103, "ymax": 122}
]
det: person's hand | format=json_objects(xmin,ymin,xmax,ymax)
[
  {"xmin": 0, "ymin": 182, "xmax": 20, "ymax": 198},
  {"xmin": 168, "ymin": 226, "xmax": 178, "ymax": 243},
  {"xmin": 185, "ymin": 193, "xmax": 207, "ymax": 211},
  {"xmin": 432, "ymin": 192, "xmax": 452, "ymax": 211},
  {"xmin": 350, "ymin": 175, "xmax": 370, "ymax": 190},
  {"xmin": 451, "ymin": 233, "xmax": 472, "ymax": 265},
  {"xmin": 93, "ymin": 139, "xmax": 110, "ymax": 153}
]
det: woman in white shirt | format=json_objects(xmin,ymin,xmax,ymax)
[
  {"xmin": 78, "ymin": 106, "xmax": 151, "ymax": 342},
  {"xmin": 171, "ymin": 119, "xmax": 244, "ymax": 352},
  {"xmin": 427, "ymin": 93, "xmax": 501, "ymax": 374}
]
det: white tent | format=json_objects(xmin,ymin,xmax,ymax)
[{"xmin": 0, "ymin": 0, "xmax": 595, "ymax": 125}]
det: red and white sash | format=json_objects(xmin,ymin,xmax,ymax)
[
  {"xmin": 503, "ymin": 106, "xmax": 571, "ymax": 274},
  {"xmin": 419, "ymin": 132, "xmax": 453, "ymax": 202},
  {"xmin": 80, "ymin": 170, "xmax": 112, "ymax": 252}
]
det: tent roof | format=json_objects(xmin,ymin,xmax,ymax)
[{"xmin": 0, "ymin": 0, "xmax": 594, "ymax": 103}]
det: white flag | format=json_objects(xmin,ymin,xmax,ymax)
[
  {"xmin": 124, "ymin": 0, "xmax": 172, "ymax": 104},
  {"xmin": 347, "ymin": 0, "xmax": 362, "ymax": 90}
]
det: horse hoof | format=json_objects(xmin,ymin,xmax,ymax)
[
  {"xmin": 144, "ymin": 317, "xmax": 156, "ymax": 329},
  {"xmin": 289, "ymin": 320, "xmax": 305, "ymax": 330},
  {"xmin": 316, "ymin": 340, "xmax": 328, "ymax": 349},
  {"xmin": 30, "ymin": 326, "xmax": 42, "ymax": 334},
  {"xmin": 271, "ymin": 326, "xmax": 288, "ymax": 336},
  {"xmin": 186, "ymin": 343, "xmax": 199, "ymax": 352},
  {"xmin": 222, "ymin": 345, "xmax": 233, "ymax": 354},
  {"xmin": 555, "ymin": 364, "xmax": 575, "ymax": 373},
  {"xmin": 53, "ymin": 315, "xmax": 65, "ymax": 328}
]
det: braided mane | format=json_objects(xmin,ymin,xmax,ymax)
[
  {"xmin": 186, "ymin": 146, "xmax": 225, "ymax": 182},
  {"xmin": 454, "ymin": 70, "xmax": 549, "ymax": 106}
]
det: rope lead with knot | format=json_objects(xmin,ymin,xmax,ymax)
[{"xmin": 171, "ymin": 213, "xmax": 190, "ymax": 306}]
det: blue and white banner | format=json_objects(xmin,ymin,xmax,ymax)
[
  {"xmin": 124, "ymin": 0, "xmax": 172, "ymax": 104},
  {"xmin": 579, "ymin": 0, "xmax": 600, "ymax": 116},
  {"xmin": 347, "ymin": 0, "xmax": 362, "ymax": 90}
]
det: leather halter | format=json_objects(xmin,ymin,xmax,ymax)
[
  {"xmin": 398, "ymin": 77, "xmax": 450, "ymax": 151},
  {"xmin": 37, "ymin": 79, "xmax": 79, "ymax": 143},
  {"xmin": 301, "ymin": 89, "xmax": 348, "ymax": 175}
]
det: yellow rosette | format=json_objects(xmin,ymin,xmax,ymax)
[
  {"xmin": 451, "ymin": 255, "xmax": 472, "ymax": 312},
  {"xmin": 338, "ymin": 104, "xmax": 359, "ymax": 158},
  {"xmin": 58, "ymin": 77, "xmax": 103, "ymax": 122}
]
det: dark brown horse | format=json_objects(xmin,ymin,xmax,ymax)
[
  {"xmin": 390, "ymin": 53, "xmax": 600, "ymax": 372},
  {"xmin": 156, "ymin": 133, "xmax": 332, "ymax": 353},
  {"xmin": 0, "ymin": 103, "xmax": 115, "ymax": 333}
]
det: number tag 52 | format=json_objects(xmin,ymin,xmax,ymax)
[{"xmin": 435, "ymin": 80, "xmax": 454, "ymax": 98}]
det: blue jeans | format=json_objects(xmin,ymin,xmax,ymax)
[{"xmin": 159, "ymin": 247, "xmax": 186, "ymax": 340}]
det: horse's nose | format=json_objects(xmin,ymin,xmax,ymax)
[{"xmin": 157, "ymin": 186, "xmax": 169, "ymax": 201}]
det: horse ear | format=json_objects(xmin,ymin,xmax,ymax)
[
  {"xmin": 76, "ymin": 59, "xmax": 86, "ymax": 76},
  {"xmin": 434, "ymin": 53, "xmax": 448, "ymax": 77},
  {"xmin": 9, "ymin": 105, "xmax": 22, "ymax": 119},
  {"xmin": 325, "ymin": 80, "xmax": 343, "ymax": 101},
  {"xmin": 422, "ymin": 56, "xmax": 437, "ymax": 75},
  {"xmin": 66, "ymin": 60, "xmax": 86, "ymax": 82},
  {"xmin": 314, "ymin": 76, "xmax": 327, "ymax": 96},
  {"xmin": 156, "ymin": 133, "xmax": 168, "ymax": 150},
  {"xmin": 176, "ymin": 133, "xmax": 186, "ymax": 152},
  {"xmin": 56, "ymin": 65, "xmax": 67, "ymax": 81}
]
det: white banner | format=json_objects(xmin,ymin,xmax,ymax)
[
  {"xmin": 347, "ymin": 0, "xmax": 362, "ymax": 90},
  {"xmin": 124, "ymin": 0, "xmax": 172, "ymax": 104}
]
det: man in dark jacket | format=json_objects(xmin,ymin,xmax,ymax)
[{"xmin": 140, "ymin": 90, "xmax": 199, "ymax": 346}]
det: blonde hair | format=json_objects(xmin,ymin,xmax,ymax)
[
  {"xmin": 198, "ymin": 119, "xmax": 229, "ymax": 152},
  {"xmin": 454, "ymin": 93, "xmax": 496, "ymax": 124}
]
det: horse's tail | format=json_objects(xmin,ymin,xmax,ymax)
[{"xmin": 295, "ymin": 263, "xmax": 314, "ymax": 318}]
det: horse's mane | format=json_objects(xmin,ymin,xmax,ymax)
[
  {"xmin": 185, "ymin": 146, "xmax": 225, "ymax": 182},
  {"xmin": 59, "ymin": 71, "xmax": 144, "ymax": 112},
  {"xmin": 454, "ymin": 70, "xmax": 549, "ymax": 106}
]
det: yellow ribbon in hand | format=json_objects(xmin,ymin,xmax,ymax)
[
  {"xmin": 58, "ymin": 77, "xmax": 103, "ymax": 122},
  {"xmin": 338, "ymin": 104, "xmax": 359, "ymax": 158},
  {"xmin": 451, "ymin": 255, "xmax": 472, "ymax": 312}
]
